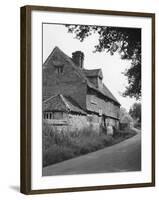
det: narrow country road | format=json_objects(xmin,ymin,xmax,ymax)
[{"xmin": 43, "ymin": 131, "xmax": 141, "ymax": 176}]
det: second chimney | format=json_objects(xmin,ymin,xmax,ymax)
[{"xmin": 72, "ymin": 51, "xmax": 84, "ymax": 69}]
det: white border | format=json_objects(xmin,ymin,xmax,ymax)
[{"xmin": 31, "ymin": 10, "xmax": 152, "ymax": 190}]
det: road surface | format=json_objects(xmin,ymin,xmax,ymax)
[{"xmin": 43, "ymin": 131, "xmax": 141, "ymax": 176}]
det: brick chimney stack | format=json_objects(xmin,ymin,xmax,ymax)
[{"xmin": 72, "ymin": 51, "xmax": 84, "ymax": 69}]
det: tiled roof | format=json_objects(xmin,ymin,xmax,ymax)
[
  {"xmin": 86, "ymin": 80, "xmax": 120, "ymax": 105},
  {"xmin": 43, "ymin": 46, "xmax": 120, "ymax": 105},
  {"xmin": 102, "ymin": 84, "xmax": 120, "ymax": 104},
  {"xmin": 83, "ymin": 69, "xmax": 103, "ymax": 79},
  {"xmin": 43, "ymin": 94, "xmax": 86, "ymax": 115},
  {"xmin": 43, "ymin": 94, "xmax": 67, "ymax": 112},
  {"xmin": 43, "ymin": 46, "xmax": 88, "ymax": 81}
]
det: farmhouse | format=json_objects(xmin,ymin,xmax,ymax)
[{"xmin": 43, "ymin": 46, "xmax": 120, "ymax": 133}]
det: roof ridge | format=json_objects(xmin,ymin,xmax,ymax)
[
  {"xmin": 46, "ymin": 46, "xmax": 87, "ymax": 82},
  {"xmin": 83, "ymin": 68, "xmax": 103, "ymax": 79},
  {"xmin": 43, "ymin": 46, "xmax": 60, "ymax": 66}
]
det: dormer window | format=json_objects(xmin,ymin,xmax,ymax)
[{"xmin": 83, "ymin": 68, "xmax": 103, "ymax": 89}]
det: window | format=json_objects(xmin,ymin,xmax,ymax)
[
  {"xmin": 54, "ymin": 112, "xmax": 63, "ymax": 119},
  {"xmin": 43, "ymin": 112, "xmax": 51, "ymax": 119},
  {"xmin": 43, "ymin": 112, "xmax": 66, "ymax": 119},
  {"xmin": 56, "ymin": 65, "xmax": 64, "ymax": 74},
  {"xmin": 91, "ymin": 100, "xmax": 97, "ymax": 105},
  {"xmin": 90, "ymin": 95, "xmax": 97, "ymax": 105}
]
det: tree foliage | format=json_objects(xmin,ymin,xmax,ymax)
[
  {"xmin": 129, "ymin": 103, "xmax": 141, "ymax": 123},
  {"xmin": 119, "ymin": 107, "xmax": 127, "ymax": 120},
  {"xmin": 119, "ymin": 107, "xmax": 133, "ymax": 123},
  {"xmin": 122, "ymin": 61, "xmax": 141, "ymax": 99},
  {"xmin": 66, "ymin": 25, "xmax": 141, "ymax": 99}
]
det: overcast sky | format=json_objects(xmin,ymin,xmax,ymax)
[{"xmin": 43, "ymin": 23, "xmax": 139, "ymax": 111}]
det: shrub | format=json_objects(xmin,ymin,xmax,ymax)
[
  {"xmin": 134, "ymin": 122, "xmax": 141, "ymax": 129},
  {"xmin": 113, "ymin": 128, "xmax": 137, "ymax": 139},
  {"xmin": 43, "ymin": 144, "xmax": 75, "ymax": 167}
]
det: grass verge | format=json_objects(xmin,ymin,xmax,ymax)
[{"xmin": 43, "ymin": 124, "xmax": 137, "ymax": 167}]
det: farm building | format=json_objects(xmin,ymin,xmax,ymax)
[{"xmin": 43, "ymin": 46, "xmax": 120, "ymax": 133}]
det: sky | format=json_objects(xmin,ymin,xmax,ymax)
[{"xmin": 43, "ymin": 23, "xmax": 139, "ymax": 111}]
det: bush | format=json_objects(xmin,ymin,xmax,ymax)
[{"xmin": 113, "ymin": 128, "xmax": 137, "ymax": 139}]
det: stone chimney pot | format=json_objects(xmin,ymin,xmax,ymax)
[{"xmin": 72, "ymin": 51, "xmax": 84, "ymax": 69}]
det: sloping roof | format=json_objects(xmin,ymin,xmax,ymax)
[
  {"xmin": 43, "ymin": 94, "xmax": 86, "ymax": 115},
  {"xmin": 43, "ymin": 46, "xmax": 120, "ymax": 105},
  {"xmin": 102, "ymin": 84, "xmax": 120, "ymax": 104},
  {"xmin": 83, "ymin": 69, "xmax": 103, "ymax": 79},
  {"xmin": 43, "ymin": 47, "xmax": 87, "ymax": 81}
]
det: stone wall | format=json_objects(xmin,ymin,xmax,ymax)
[
  {"xmin": 86, "ymin": 114, "xmax": 101, "ymax": 133},
  {"xmin": 43, "ymin": 111, "xmax": 104, "ymax": 135},
  {"xmin": 43, "ymin": 112, "xmax": 120, "ymax": 136},
  {"xmin": 68, "ymin": 114, "xmax": 88, "ymax": 132},
  {"xmin": 43, "ymin": 113, "xmax": 89, "ymax": 134},
  {"xmin": 105, "ymin": 117, "xmax": 119, "ymax": 129}
]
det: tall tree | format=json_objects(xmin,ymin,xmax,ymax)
[
  {"xmin": 129, "ymin": 103, "xmax": 141, "ymax": 123},
  {"xmin": 66, "ymin": 25, "xmax": 141, "ymax": 99},
  {"xmin": 119, "ymin": 107, "xmax": 127, "ymax": 120}
]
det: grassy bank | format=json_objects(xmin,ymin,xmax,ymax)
[{"xmin": 43, "ymin": 124, "xmax": 137, "ymax": 167}]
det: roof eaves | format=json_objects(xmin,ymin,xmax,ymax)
[
  {"xmin": 87, "ymin": 82, "xmax": 120, "ymax": 105},
  {"xmin": 43, "ymin": 94, "xmax": 59, "ymax": 103},
  {"xmin": 60, "ymin": 94, "xmax": 70, "ymax": 111},
  {"xmin": 102, "ymin": 84, "xmax": 120, "ymax": 105},
  {"xmin": 63, "ymin": 95, "xmax": 87, "ymax": 115}
]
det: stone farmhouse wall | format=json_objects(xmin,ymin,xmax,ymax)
[
  {"xmin": 43, "ymin": 111, "xmax": 119, "ymax": 135},
  {"xmin": 43, "ymin": 111, "xmax": 103, "ymax": 134},
  {"xmin": 43, "ymin": 112, "xmax": 88, "ymax": 133}
]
